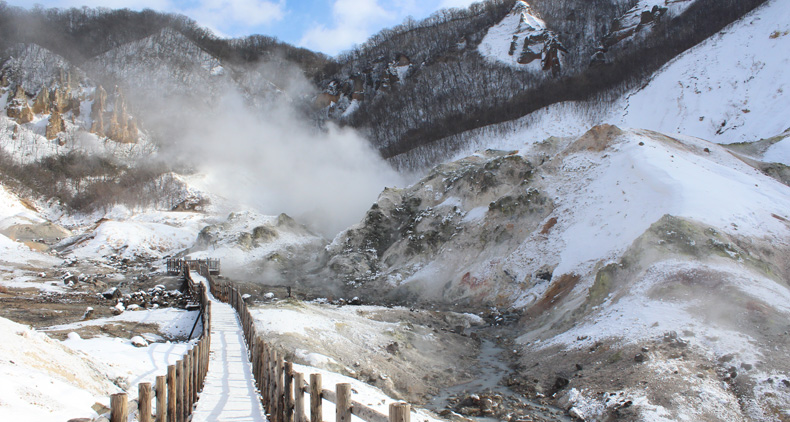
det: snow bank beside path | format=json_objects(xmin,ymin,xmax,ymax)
[
  {"xmin": 63, "ymin": 333, "xmax": 192, "ymax": 391},
  {"xmin": 292, "ymin": 363, "xmax": 442, "ymax": 422},
  {"xmin": 44, "ymin": 307, "xmax": 201, "ymax": 339},
  {"xmin": 0, "ymin": 317, "xmax": 118, "ymax": 421}
]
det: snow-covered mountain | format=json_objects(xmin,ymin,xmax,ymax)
[
  {"xmin": 614, "ymin": 0, "xmax": 790, "ymax": 146},
  {"xmin": 0, "ymin": 0, "xmax": 788, "ymax": 421},
  {"xmin": 317, "ymin": 124, "xmax": 790, "ymax": 420},
  {"xmin": 391, "ymin": 0, "xmax": 789, "ymax": 172}
]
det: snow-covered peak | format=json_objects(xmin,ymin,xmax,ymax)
[
  {"xmin": 0, "ymin": 43, "xmax": 81, "ymax": 94},
  {"xmin": 85, "ymin": 27, "xmax": 224, "ymax": 94},
  {"xmin": 614, "ymin": 0, "xmax": 790, "ymax": 145},
  {"xmin": 513, "ymin": 0, "xmax": 547, "ymax": 32},
  {"xmin": 478, "ymin": 1, "xmax": 566, "ymax": 73}
]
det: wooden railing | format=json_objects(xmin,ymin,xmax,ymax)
[
  {"xmin": 198, "ymin": 266, "xmax": 413, "ymax": 422},
  {"xmin": 108, "ymin": 263, "xmax": 212, "ymax": 422},
  {"xmin": 166, "ymin": 258, "xmax": 220, "ymax": 275}
]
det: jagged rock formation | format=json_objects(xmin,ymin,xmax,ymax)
[
  {"xmin": 51, "ymin": 86, "xmax": 71, "ymax": 113},
  {"xmin": 480, "ymin": 0, "xmax": 568, "ymax": 74},
  {"xmin": 6, "ymin": 85, "xmax": 34, "ymax": 123},
  {"xmin": 90, "ymin": 85, "xmax": 107, "ymax": 136},
  {"xmin": 31, "ymin": 85, "xmax": 50, "ymax": 114},
  {"xmin": 106, "ymin": 88, "xmax": 135, "ymax": 143},
  {"xmin": 189, "ymin": 211, "xmax": 326, "ymax": 281},
  {"xmin": 316, "ymin": 149, "xmax": 553, "ymax": 303},
  {"xmin": 45, "ymin": 110, "xmax": 65, "ymax": 140}
]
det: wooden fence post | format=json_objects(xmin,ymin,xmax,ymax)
[
  {"xmin": 284, "ymin": 362, "xmax": 294, "ymax": 422},
  {"xmin": 110, "ymin": 393, "xmax": 128, "ymax": 422},
  {"xmin": 388, "ymin": 403, "xmax": 410, "ymax": 422},
  {"xmin": 259, "ymin": 339, "xmax": 266, "ymax": 389},
  {"xmin": 155, "ymin": 375, "xmax": 166, "ymax": 422},
  {"xmin": 202, "ymin": 339, "xmax": 208, "ymax": 388},
  {"xmin": 196, "ymin": 343, "xmax": 202, "ymax": 390},
  {"xmin": 310, "ymin": 374, "xmax": 322, "ymax": 422},
  {"xmin": 185, "ymin": 353, "xmax": 192, "ymax": 414},
  {"xmin": 277, "ymin": 354, "xmax": 285, "ymax": 422},
  {"xmin": 167, "ymin": 365, "xmax": 176, "ymax": 422},
  {"xmin": 262, "ymin": 343, "xmax": 270, "ymax": 410},
  {"xmin": 336, "ymin": 383, "xmax": 351, "ymax": 422},
  {"xmin": 294, "ymin": 372, "xmax": 305, "ymax": 422},
  {"xmin": 269, "ymin": 348, "xmax": 278, "ymax": 416},
  {"xmin": 191, "ymin": 347, "xmax": 198, "ymax": 404},
  {"xmin": 270, "ymin": 349, "xmax": 280, "ymax": 422},
  {"xmin": 139, "ymin": 382, "xmax": 152, "ymax": 422},
  {"xmin": 181, "ymin": 358, "xmax": 189, "ymax": 419},
  {"xmin": 176, "ymin": 359, "xmax": 184, "ymax": 422}
]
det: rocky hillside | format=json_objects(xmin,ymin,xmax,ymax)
[
  {"xmin": 324, "ymin": 0, "xmax": 769, "ymax": 166},
  {"xmin": 389, "ymin": 0, "xmax": 790, "ymax": 173},
  {"xmin": 311, "ymin": 124, "xmax": 790, "ymax": 420}
]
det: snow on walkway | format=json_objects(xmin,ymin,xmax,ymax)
[{"xmin": 191, "ymin": 272, "xmax": 266, "ymax": 422}]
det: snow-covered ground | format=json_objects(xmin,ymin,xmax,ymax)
[
  {"xmin": 44, "ymin": 307, "xmax": 200, "ymax": 340},
  {"xmin": 251, "ymin": 300, "xmax": 481, "ymax": 422},
  {"xmin": 528, "ymin": 129, "xmax": 790, "ymax": 279},
  {"xmin": 615, "ymin": 0, "xmax": 790, "ymax": 145},
  {"xmin": 0, "ymin": 317, "xmax": 118, "ymax": 421},
  {"xmin": 66, "ymin": 216, "xmax": 199, "ymax": 262},
  {"xmin": 0, "ymin": 308, "xmax": 199, "ymax": 421},
  {"xmin": 383, "ymin": 126, "xmax": 790, "ymax": 310}
]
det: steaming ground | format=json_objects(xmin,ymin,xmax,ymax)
[
  {"xmin": 0, "ymin": 3, "xmax": 789, "ymax": 419},
  {"xmin": 140, "ymin": 60, "xmax": 408, "ymax": 238},
  {"xmin": 179, "ymin": 97, "xmax": 407, "ymax": 237}
]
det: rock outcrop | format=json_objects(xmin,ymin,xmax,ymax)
[
  {"xmin": 52, "ymin": 86, "xmax": 71, "ymax": 113},
  {"xmin": 477, "ymin": 0, "xmax": 568, "ymax": 75},
  {"xmin": 90, "ymin": 86, "xmax": 137, "ymax": 143},
  {"xmin": 45, "ymin": 110, "xmax": 65, "ymax": 140},
  {"xmin": 89, "ymin": 86, "xmax": 107, "ymax": 136},
  {"xmin": 31, "ymin": 85, "xmax": 51, "ymax": 114},
  {"xmin": 6, "ymin": 85, "xmax": 34, "ymax": 123},
  {"xmin": 316, "ymin": 149, "xmax": 552, "ymax": 305}
]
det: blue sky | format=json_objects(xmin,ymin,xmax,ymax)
[{"xmin": 9, "ymin": 0, "xmax": 480, "ymax": 55}]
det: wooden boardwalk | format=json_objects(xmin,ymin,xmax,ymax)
[{"xmin": 190, "ymin": 273, "xmax": 266, "ymax": 422}]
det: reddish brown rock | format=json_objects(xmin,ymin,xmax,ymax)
[{"xmin": 45, "ymin": 110, "xmax": 65, "ymax": 140}]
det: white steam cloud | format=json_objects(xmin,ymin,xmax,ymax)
[{"xmin": 161, "ymin": 69, "xmax": 405, "ymax": 238}]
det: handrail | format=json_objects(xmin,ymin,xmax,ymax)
[
  {"xmin": 167, "ymin": 258, "xmax": 221, "ymax": 275},
  {"xmin": 196, "ymin": 265, "xmax": 414, "ymax": 422},
  {"xmin": 106, "ymin": 262, "xmax": 211, "ymax": 422}
]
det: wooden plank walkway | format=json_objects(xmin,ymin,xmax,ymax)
[{"xmin": 190, "ymin": 273, "xmax": 266, "ymax": 422}]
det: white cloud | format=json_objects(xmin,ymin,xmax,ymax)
[
  {"xmin": 297, "ymin": 0, "xmax": 482, "ymax": 55},
  {"xmin": 438, "ymin": 0, "xmax": 478, "ymax": 9},
  {"xmin": 299, "ymin": 25, "xmax": 369, "ymax": 56},
  {"xmin": 299, "ymin": 0, "xmax": 395, "ymax": 55},
  {"xmin": 332, "ymin": 0, "xmax": 390, "ymax": 25},
  {"xmin": 8, "ymin": 0, "xmax": 171, "ymax": 9},
  {"xmin": 184, "ymin": 0, "xmax": 285, "ymax": 31},
  {"xmin": 7, "ymin": 0, "xmax": 284, "ymax": 37}
]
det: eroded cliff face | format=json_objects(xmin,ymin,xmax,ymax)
[
  {"xmin": 305, "ymin": 124, "xmax": 790, "ymax": 420},
  {"xmin": 6, "ymin": 85, "xmax": 34, "ymax": 124},
  {"xmin": 319, "ymin": 149, "xmax": 554, "ymax": 307}
]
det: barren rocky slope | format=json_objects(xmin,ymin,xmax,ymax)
[{"xmin": 304, "ymin": 125, "xmax": 790, "ymax": 420}]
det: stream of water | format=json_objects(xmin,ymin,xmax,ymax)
[{"xmin": 426, "ymin": 338, "xmax": 572, "ymax": 421}]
